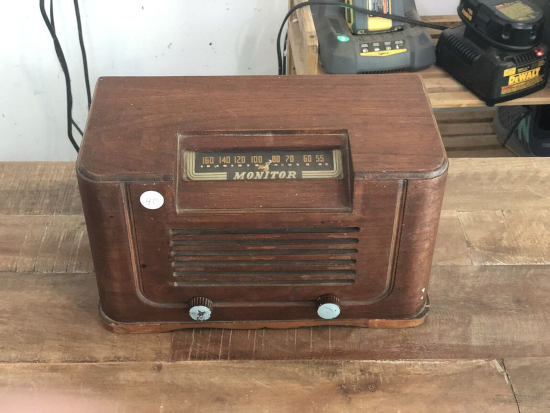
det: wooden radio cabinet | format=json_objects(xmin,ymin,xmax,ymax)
[{"xmin": 77, "ymin": 75, "xmax": 447, "ymax": 332}]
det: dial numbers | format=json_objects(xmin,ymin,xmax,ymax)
[{"xmin": 185, "ymin": 149, "xmax": 343, "ymax": 181}]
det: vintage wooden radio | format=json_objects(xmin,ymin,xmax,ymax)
[{"xmin": 77, "ymin": 75, "xmax": 447, "ymax": 333}]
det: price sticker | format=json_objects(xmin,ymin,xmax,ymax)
[{"xmin": 140, "ymin": 191, "xmax": 164, "ymax": 210}]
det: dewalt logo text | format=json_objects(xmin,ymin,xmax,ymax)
[{"xmin": 508, "ymin": 68, "xmax": 541, "ymax": 85}]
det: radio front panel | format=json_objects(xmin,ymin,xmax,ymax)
[{"xmin": 129, "ymin": 177, "xmax": 403, "ymax": 312}]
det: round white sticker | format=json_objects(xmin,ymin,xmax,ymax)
[{"xmin": 140, "ymin": 191, "xmax": 164, "ymax": 210}]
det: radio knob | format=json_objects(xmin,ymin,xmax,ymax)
[
  {"xmin": 188, "ymin": 297, "xmax": 213, "ymax": 321},
  {"xmin": 317, "ymin": 295, "xmax": 341, "ymax": 320}
]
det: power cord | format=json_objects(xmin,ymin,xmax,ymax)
[
  {"xmin": 48, "ymin": 0, "xmax": 84, "ymax": 138},
  {"xmin": 73, "ymin": 0, "xmax": 92, "ymax": 110},
  {"xmin": 278, "ymin": 0, "xmax": 449, "ymax": 75},
  {"xmin": 40, "ymin": 0, "xmax": 91, "ymax": 152},
  {"xmin": 283, "ymin": 31, "xmax": 288, "ymax": 74}
]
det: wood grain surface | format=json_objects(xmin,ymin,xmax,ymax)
[
  {"xmin": 3, "ymin": 158, "xmax": 550, "ymax": 273},
  {"xmin": 0, "ymin": 163, "xmax": 82, "ymax": 215},
  {"xmin": 79, "ymin": 76, "xmax": 446, "ymax": 178},
  {"xmin": 1, "ymin": 265, "xmax": 548, "ymax": 362},
  {"xmin": 1, "ymin": 159, "xmax": 549, "ymax": 411},
  {"xmin": 435, "ymin": 109, "xmax": 514, "ymax": 158},
  {"xmin": 503, "ymin": 358, "xmax": 550, "ymax": 413},
  {"xmin": 0, "ymin": 360, "xmax": 518, "ymax": 413}
]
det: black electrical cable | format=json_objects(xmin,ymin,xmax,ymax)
[
  {"xmin": 73, "ymin": 0, "xmax": 92, "ymax": 109},
  {"xmin": 501, "ymin": 106, "xmax": 533, "ymax": 148},
  {"xmin": 282, "ymin": 31, "xmax": 288, "ymax": 74},
  {"xmin": 277, "ymin": 0, "xmax": 449, "ymax": 75},
  {"xmin": 40, "ymin": 0, "xmax": 80, "ymax": 152},
  {"xmin": 49, "ymin": 0, "xmax": 84, "ymax": 138},
  {"xmin": 49, "ymin": 0, "xmax": 54, "ymax": 28},
  {"xmin": 72, "ymin": 119, "xmax": 84, "ymax": 136}
]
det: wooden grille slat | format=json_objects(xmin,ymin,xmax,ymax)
[
  {"xmin": 169, "ymin": 233, "xmax": 360, "ymax": 242},
  {"xmin": 171, "ymin": 249, "xmax": 358, "ymax": 257},
  {"xmin": 173, "ymin": 279, "xmax": 355, "ymax": 287},
  {"xmin": 169, "ymin": 227, "xmax": 359, "ymax": 236},
  {"xmin": 171, "ymin": 259, "xmax": 356, "ymax": 267},
  {"xmin": 173, "ymin": 270, "xmax": 356, "ymax": 278},
  {"xmin": 170, "ymin": 238, "xmax": 359, "ymax": 247}
]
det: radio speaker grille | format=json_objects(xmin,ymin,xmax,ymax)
[{"xmin": 169, "ymin": 227, "xmax": 359, "ymax": 287}]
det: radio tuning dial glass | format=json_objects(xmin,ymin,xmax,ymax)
[{"xmin": 185, "ymin": 149, "xmax": 343, "ymax": 181}]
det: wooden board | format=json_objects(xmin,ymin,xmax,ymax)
[
  {"xmin": 4, "ymin": 159, "xmax": 550, "ymax": 275},
  {"xmin": 3, "ymin": 204, "xmax": 549, "ymax": 273},
  {"xmin": 288, "ymin": 0, "xmax": 318, "ymax": 75},
  {"xmin": 0, "ymin": 360, "xmax": 518, "ymax": 413},
  {"xmin": 435, "ymin": 109, "xmax": 514, "ymax": 158},
  {"xmin": 0, "ymin": 273, "xmax": 172, "ymax": 364},
  {"xmin": 504, "ymin": 358, "xmax": 550, "ymax": 413},
  {"xmin": 1, "ymin": 265, "xmax": 549, "ymax": 362},
  {"xmin": 0, "ymin": 162, "xmax": 81, "ymax": 215},
  {"xmin": 442, "ymin": 158, "xmax": 550, "ymax": 212},
  {"xmin": 3, "ymin": 205, "xmax": 547, "ymax": 274},
  {"xmin": 7, "ymin": 156, "xmax": 550, "ymax": 216},
  {"xmin": 0, "ymin": 215, "xmax": 91, "ymax": 273},
  {"xmin": 458, "ymin": 209, "xmax": 550, "ymax": 265}
]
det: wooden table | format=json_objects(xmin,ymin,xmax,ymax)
[{"xmin": 1, "ymin": 160, "xmax": 549, "ymax": 412}]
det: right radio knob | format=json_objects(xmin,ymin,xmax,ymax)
[
  {"xmin": 189, "ymin": 297, "xmax": 213, "ymax": 321},
  {"xmin": 317, "ymin": 294, "xmax": 341, "ymax": 320}
]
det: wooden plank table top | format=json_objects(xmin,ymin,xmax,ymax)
[{"xmin": 1, "ymin": 160, "xmax": 549, "ymax": 412}]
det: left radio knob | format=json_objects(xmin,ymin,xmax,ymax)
[
  {"xmin": 317, "ymin": 294, "xmax": 341, "ymax": 320},
  {"xmin": 188, "ymin": 297, "xmax": 213, "ymax": 321}
]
